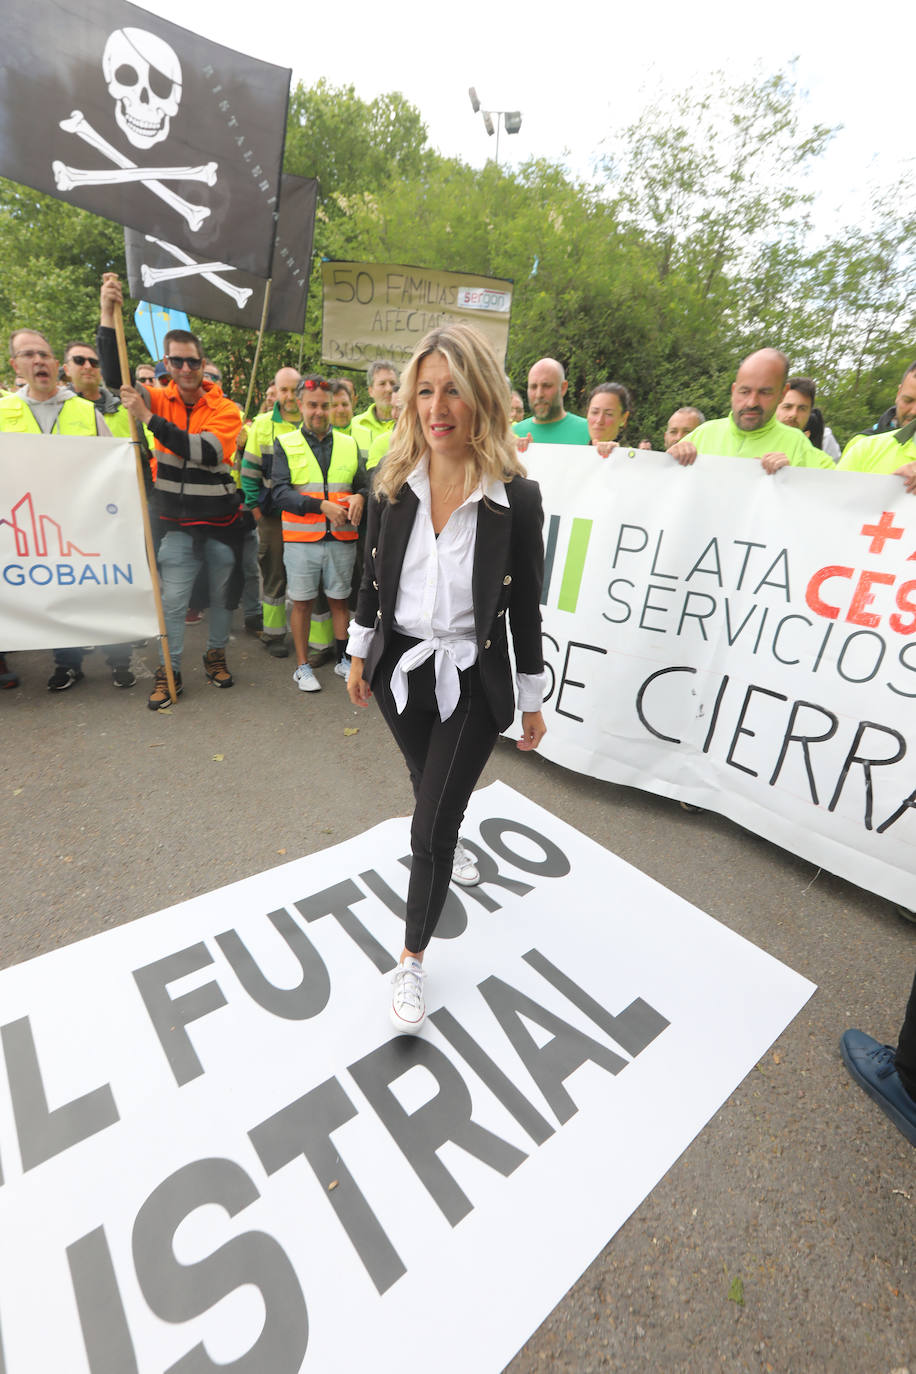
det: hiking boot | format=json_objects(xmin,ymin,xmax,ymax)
[
  {"xmin": 148, "ymin": 666, "xmax": 182, "ymax": 710},
  {"xmin": 203, "ymin": 647, "xmax": 234, "ymax": 688},
  {"xmin": 48, "ymin": 664, "xmax": 84, "ymax": 691}
]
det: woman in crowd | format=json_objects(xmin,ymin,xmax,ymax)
[
  {"xmin": 346, "ymin": 323, "xmax": 547, "ymax": 1033},
  {"xmin": 586, "ymin": 381, "xmax": 632, "ymax": 446}
]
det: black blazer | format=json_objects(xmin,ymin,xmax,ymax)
[{"xmin": 354, "ymin": 475, "xmax": 545, "ymax": 731}]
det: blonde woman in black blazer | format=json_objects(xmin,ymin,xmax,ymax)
[{"xmin": 347, "ymin": 323, "xmax": 547, "ymax": 1034}]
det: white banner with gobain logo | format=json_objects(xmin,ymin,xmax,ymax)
[
  {"xmin": 524, "ymin": 447, "xmax": 916, "ymax": 910},
  {"xmin": 0, "ymin": 435, "xmax": 158, "ymax": 650}
]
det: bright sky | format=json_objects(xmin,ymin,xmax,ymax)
[{"xmin": 140, "ymin": 0, "xmax": 909, "ymax": 234}]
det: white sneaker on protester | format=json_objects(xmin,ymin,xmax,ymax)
[
  {"xmin": 451, "ymin": 838, "xmax": 480, "ymax": 887},
  {"xmin": 333, "ymin": 654, "xmax": 352, "ymax": 681},
  {"xmin": 293, "ymin": 663, "xmax": 321, "ymax": 693},
  {"xmin": 390, "ymin": 957, "xmax": 426, "ymax": 1034}
]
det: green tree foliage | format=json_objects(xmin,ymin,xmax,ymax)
[{"xmin": 1, "ymin": 70, "xmax": 913, "ymax": 446}]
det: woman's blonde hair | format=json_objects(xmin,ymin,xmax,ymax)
[{"xmin": 373, "ymin": 322, "xmax": 526, "ymax": 502}]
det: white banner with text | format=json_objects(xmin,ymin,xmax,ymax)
[
  {"xmin": 525, "ymin": 447, "xmax": 916, "ymax": 908},
  {"xmin": 0, "ymin": 435, "xmax": 158, "ymax": 650},
  {"xmin": 0, "ymin": 783, "xmax": 813, "ymax": 1372}
]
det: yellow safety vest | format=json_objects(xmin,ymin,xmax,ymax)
[
  {"xmin": 277, "ymin": 429, "xmax": 360, "ymax": 542},
  {"xmin": 0, "ymin": 392, "xmax": 99, "ymax": 436}
]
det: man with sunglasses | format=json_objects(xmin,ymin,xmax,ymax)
[
  {"xmin": 99, "ymin": 274, "xmax": 246, "ymax": 709},
  {"xmin": 63, "ymin": 341, "xmax": 133, "ymax": 442},
  {"xmin": 0, "ymin": 328, "xmax": 138, "ymax": 691}
]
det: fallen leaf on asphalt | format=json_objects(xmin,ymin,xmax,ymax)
[
  {"xmin": 63, "ymin": 856, "xmax": 73, "ymax": 863},
  {"xmin": 212, "ymin": 754, "xmax": 224, "ymax": 762},
  {"xmin": 277, "ymin": 848, "xmax": 287, "ymax": 855},
  {"xmin": 772, "ymin": 1051, "xmax": 782, "ymax": 1064},
  {"xmin": 343, "ymin": 727, "xmax": 359, "ymax": 736},
  {"xmin": 727, "ymin": 1275, "xmax": 745, "ymax": 1306},
  {"xmin": 328, "ymin": 1180, "xmax": 339, "ymax": 1191},
  {"xmin": 13, "ymin": 788, "xmax": 23, "ymax": 795},
  {"xmin": 149, "ymin": 743, "xmax": 165, "ymax": 748}
]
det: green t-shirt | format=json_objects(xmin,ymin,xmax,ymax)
[
  {"xmin": 512, "ymin": 412, "xmax": 590, "ymax": 445},
  {"xmin": 689, "ymin": 414, "xmax": 833, "ymax": 468},
  {"xmin": 838, "ymin": 430, "xmax": 916, "ymax": 474}
]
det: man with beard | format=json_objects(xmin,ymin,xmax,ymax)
[{"xmin": 667, "ymin": 350, "xmax": 833, "ymax": 471}]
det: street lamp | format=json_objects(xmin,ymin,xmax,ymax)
[{"xmin": 468, "ymin": 87, "xmax": 522, "ymax": 165}]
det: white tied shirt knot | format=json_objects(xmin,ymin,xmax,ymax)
[{"xmin": 389, "ymin": 634, "xmax": 479, "ymax": 721}]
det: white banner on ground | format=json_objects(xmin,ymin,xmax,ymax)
[
  {"xmin": 0, "ymin": 783, "xmax": 813, "ymax": 1373},
  {"xmin": 0, "ymin": 435, "xmax": 158, "ymax": 650},
  {"xmin": 524, "ymin": 446, "xmax": 916, "ymax": 908}
]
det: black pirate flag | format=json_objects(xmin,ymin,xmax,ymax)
[
  {"xmin": 124, "ymin": 174, "xmax": 317, "ymax": 332},
  {"xmin": 0, "ymin": 0, "xmax": 290, "ymax": 279}
]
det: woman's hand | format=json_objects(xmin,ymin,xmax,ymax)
[
  {"xmin": 347, "ymin": 656, "xmax": 372, "ymax": 707},
  {"xmin": 517, "ymin": 710, "xmax": 546, "ymax": 751}
]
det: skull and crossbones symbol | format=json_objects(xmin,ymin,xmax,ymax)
[{"xmin": 51, "ymin": 27, "xmax": 219, "ymax": 233}]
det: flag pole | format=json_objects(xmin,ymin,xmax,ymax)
[
  {"xmin": 297, "ymin": 326, "xmax": 306, "ymax": 372},
  {"xmin": 243, "ymin": 280, "xmax": 272, "ymax": 423},
  {"xmin": 112, "ymin": 302, "xmax": 180, "ymax": 705}
]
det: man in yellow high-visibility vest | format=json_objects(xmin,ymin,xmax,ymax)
[{"xmin": 270, "ymin": 375, "xmax": 368, "ymax": 692}]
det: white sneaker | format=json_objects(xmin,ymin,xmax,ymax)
[
  {"xmin": 293, "ymin": 663, "xmax": 321, "ymax": 693},
  {"xmin": 334, "ymin": 654, "xmax": 352, "ymax": 680},
  {"xmin": 451, "ymin": 838, "xmax": 480, "ymax": 887},
  {"xmin": 390, "ymin": 957, "xmax": 426, "ymax": 1034}
]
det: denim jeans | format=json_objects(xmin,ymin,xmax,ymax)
[
  {"xmin": 158, "ymin": 529, "xmax": 235, "ymax": 669},
  {"xmin": 54, "ymin": 645, "xmax": 132, "ymax": 669}
]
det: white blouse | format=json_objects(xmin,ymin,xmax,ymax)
[{"xmin": 347, "ymin": 456, "xmax": 545, "ymax": 720}]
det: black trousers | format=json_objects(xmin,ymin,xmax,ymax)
[
  {"xmin": 374, "ymin": 635, "xmax": 499, "ymax": 953},
  {"xmin": 896, "ymin": 970, "xmax": 916, "ymax": 1099}
]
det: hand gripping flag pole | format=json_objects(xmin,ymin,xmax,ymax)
[{"xmin": 112, "ymin": 298, "xmax": 179, "ymax": 705}]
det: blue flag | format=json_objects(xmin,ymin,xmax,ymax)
[{"xmin": 134, "ymin": 300, "xmax": 190, "ymax": 361}]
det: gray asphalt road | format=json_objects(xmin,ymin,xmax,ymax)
[{"xmin": 2, "ymin": 629, "xmax": 914, "ymax": 1373}]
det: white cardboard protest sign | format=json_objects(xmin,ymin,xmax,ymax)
[
  {"xmin": 0, "ymin": 783, "xmax": 814, "ymax": 1372},
  {"xmin": 524, "ymin": 447, "xmax": 916, "ymax": 909},
  {"xmin": 0, "ymin": 435, "xmax": 158, "ymax": 650}
]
